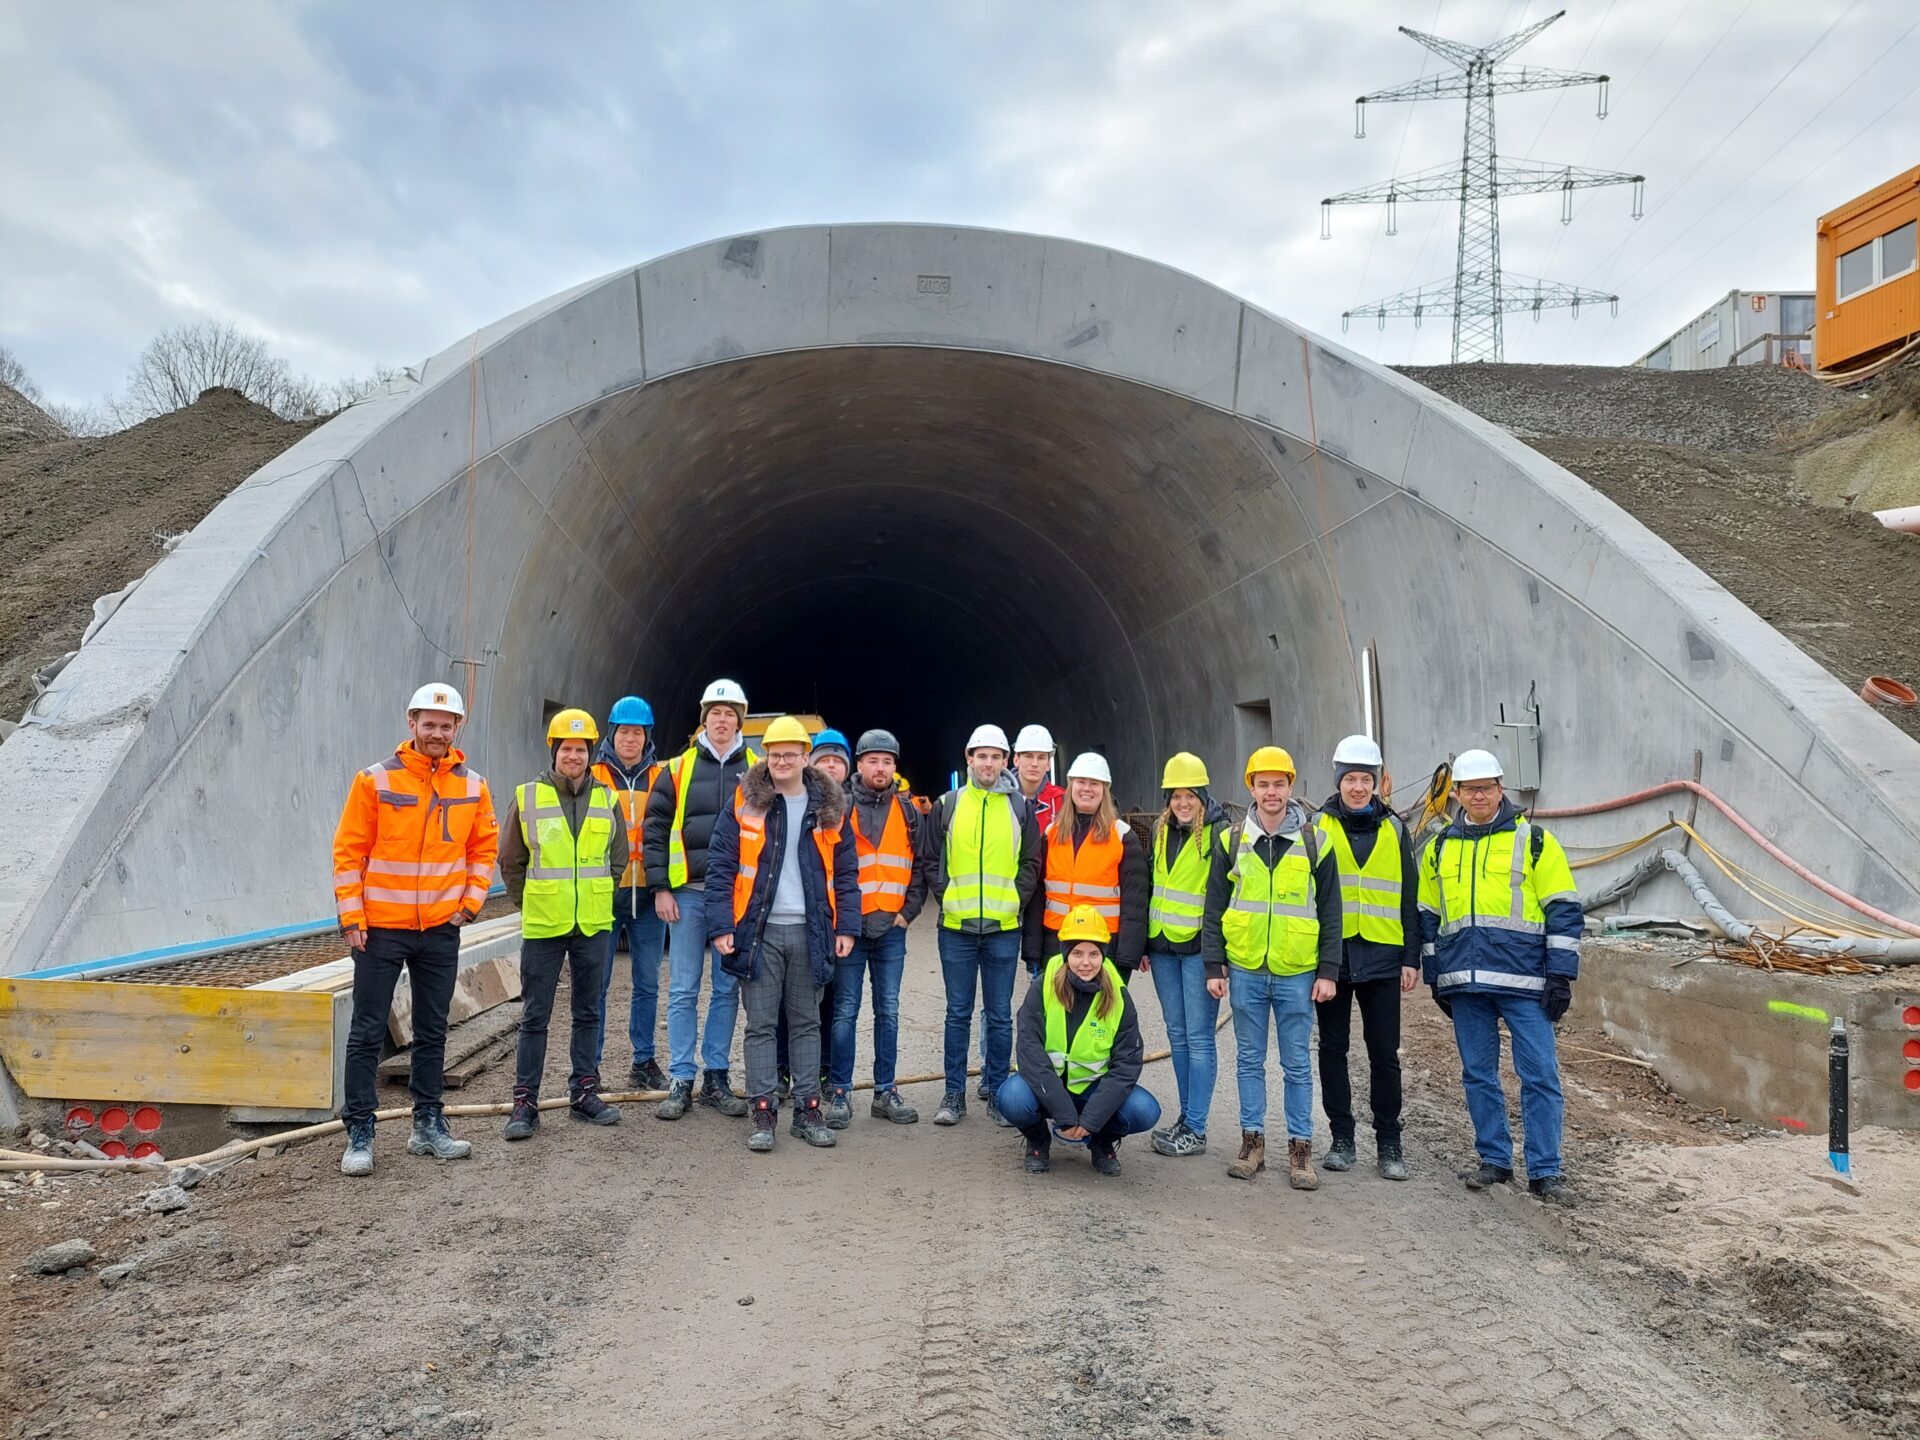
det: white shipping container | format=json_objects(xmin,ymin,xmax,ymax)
[{"xmin": 1635, "ymin": 290, "xmax": 1814, "ymax": 371}]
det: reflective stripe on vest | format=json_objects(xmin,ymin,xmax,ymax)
[
  {"xmin": 1219, "ymin": 819, "xmax": 1320, "ymax": 976},
  {"xmin": 593, "ymin": 759, "xmax": 663, "ymax": 890},
  {"xmin": 941, "ymin": 786, "xmax": 1022, "ymax": 931},
  {"xmin": 664, "ymin": 745, "xmax": 757, "ymax": 889},
  {"xmin": 1430, "ymin": 820, "xmax": 1545, "ymax": 939},
  {"xmin": 852, "ymin": 797, "xmax": 914, "ymax": 915},
  {"xmin": 1042, "ymin": 818, "xmax": 1127, "ymax": 933},
  {"xmin": 1316, "ymin": 812, "xmax": 1405, "ymax": 945},
  {"xmin": 1040, "ymin": 955, "xmax": 1127, "ymax": 1094},
  {"xmin": 1148, "ymin": 820, "xmax": 1212, "ymax": 944},
  {"xmin": 729, "ymin": 787, "xmax": 842, "ymax": 928},
  {"xmin": 518, "ymin": 781, "xmax": 616, "ymax": 940}
]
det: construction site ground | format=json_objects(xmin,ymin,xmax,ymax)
[{"xmin": 5, "ymin": 928, "xmax": 1918, "ymax": 1440}]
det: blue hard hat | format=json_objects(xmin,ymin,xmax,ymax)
[
  {"xmin": 812, "ymin": 727, "xmax": 852, "ymax": 757},
  {"xmin": 608, "ymin": 695, "xmax": 655, "ymax": 728}
]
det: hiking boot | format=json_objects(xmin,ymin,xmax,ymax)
[
  {"xmin": 933, "ymin": 1092, "xmax": 966, "ymax": 1126},
  {"xmin": 1465, "ymin": 1162, "xmax": 1514, "ymax": 1191},
  {"xmin": 1321, "ymin": 1138, "xmax": 1357, "ymax": 1172},
  {"xmin": 655, "ymin": 1077, "xmax": 694, "ymax": 1121},
  {"xmin": 822, "ymin": 1089, "xmax": 853, "ymax": 1130},
  {"xmin": 1150, "ymin": 1119, "xmax": 1207, "ymax": 1157},
  {"xmin": 777, "ymin": 1068, "xmax": 794, "ymax": 1100},
  {"xmin": 975, "ymin": 1077, "xmax": 992, "ymax": 1101},
  {"xmin": 406, "ymin": 1106, "xmax": 472, "ymax": 1160},
  {"xmin": 340, "ymin": 1117, "xmax": 375, "ymax": 1177},
  {"xmin": 502, "ymin": 1089, "xmax": 540, "ymax": 1141},
  {"xmin": 869, "ymin": 1088, "xmax": 919, "ymax": 1124},
  {"xmin": 626, "ymin": 1057, "xmax": 669, "ymax": 1093},
  {"xmin": 1377, "ymin": 1141, "xmax": 1409, "ymax": 1181},
  {"xmin": 1287, "ymin": 1138, "xmax": 1320, "ymax": 1191},
  {"xmin": 1023, "ymin": 1137, "xmax": 1052, "ymax": 1173},
  {"xmin": 985, "ymin": 1091, "xmax": 1014, "ymax": 1128},
  {"xmin": 747, "ymin": 1097, "xmax": 777, "ymax": 1154},
  {"xmin": 700, "ymin": 1069, "xmax": 748, "ymax": 1118},
  {"xmin": 789, "ymin": 1097, "xmax": 837, "ymax": 1148},
  {"xmin": 1090, "ymin": 1139, "xmax": 1122, "ymax": 1177},
  {"xmin": 569, "ymin": 1077, "xmax": 621, "ymax": 1127},
  {"xmin": 1226, "ymin": 1130, "xmax": 1266, "ymax": 1180},
  {"xmin": 1528, "ymin": 1175, "xmax": 1574, "ymax": 1207}
]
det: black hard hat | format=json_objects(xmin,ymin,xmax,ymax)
[{"xmin": 855, "ymin": 728, "xmax": 901, "ymax": 758}]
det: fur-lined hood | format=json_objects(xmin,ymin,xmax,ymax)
[{"xmin": 737, "ymin": 761, "xmax": 848, "ymax": 829}]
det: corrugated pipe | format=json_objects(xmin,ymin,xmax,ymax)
[{"xmin": 1581, "ymin": 848, "xmax": 1920, "ymax": 964}]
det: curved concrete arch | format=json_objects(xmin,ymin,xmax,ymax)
[{"xmin": 2, "ymin": 223, "xmax": 1917, "ymax": 974}]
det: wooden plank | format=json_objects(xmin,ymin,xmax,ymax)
[
  {"xmin": 389, "ymin": 952, "xmax": 522, "ymax": 1045},
  {"xmin": 380, "ymin": 1002, "xmax": 522, "ymax": 1089},
  {"xmin": 0, "ymin": 978, "xmax": 335, "ymax": 1108}
]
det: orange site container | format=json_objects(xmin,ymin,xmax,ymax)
[{"xmin": 1814, "ymin": 165, "xmax": 1920, "ymax": 372}]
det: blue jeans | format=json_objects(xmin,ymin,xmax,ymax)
[
  {"xmin": 596, "ymin": 904, "xmax": 667, "ymax": 1070},
  {"xmin": 1228, "ymin": 966, "xmax": 1315, "ymax": 1140},
  {"xmin": 829, "ymin": 925, "xmax": 908, "ymax": 1091},
  {"xmin": 938, "ymin": 927, "xmax": 1020, "ymax": 1097},
  {"xmin": 1148, "ymin": 951, "xmax": 1219, "ymax": 1136},
  {"xmin": 663, "ymin": 886, "xmax": 741, "ymax": 1082},
  {"xmin": 1450, "ymin": 991, "xmax": 1565, "ymax": 1178},
  {"xmin": 995, "ymin": 1073, "xmax": 1162, "ymax": 1139}
]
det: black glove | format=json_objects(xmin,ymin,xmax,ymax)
[
  {"xmin": 1544, "ymin": 976, "xmax": 1572, "ymax": 1022},
  {"xmin": 1430, "ymin": 985, "xmax": 1452, "ymax": 1018}
]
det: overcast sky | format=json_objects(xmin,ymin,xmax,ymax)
[{"xmin": 3, "ymin": 0, "xmax": 1914, "ymax": 408}]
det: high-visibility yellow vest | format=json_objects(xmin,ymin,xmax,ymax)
[
  {"xmin": 1317, "ymin": 812, "xmax": 1405, "ymax": 946},
  {"xmin": 663, "ymin": 745, "xmax": 757, "ymax": 889},
  {"xmin": 1041, "ymin": 955, "xmax": 1127, "ymax": 1094},
  {"xmin": 940, "ymin": 785, "xmax": 1022, "ymax": 931},
  {"xmin": 1219, "ymin": 819, "xmax": 1320, "ymax": 976},
  {"xmin": 1148, "ymin": 820, "xmax": 1213, "ymax": 944},
  {"xmin": 517, "ymin": 781, "xmax": 616, "ymax": 939}
]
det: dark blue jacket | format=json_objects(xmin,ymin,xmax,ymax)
[
  {"xmin": 706, "ymin": 762, "xmax": 859, "ymax": 986},
  {"xmin": 1418, "ymin": 798, "xmax": 1583, "ymax": 998}
]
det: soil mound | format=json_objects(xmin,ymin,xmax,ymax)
[{"xmin": 0, "ymin": 381, "xmax": 66, "ymax": 457}]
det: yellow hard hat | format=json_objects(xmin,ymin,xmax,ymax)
[
  {"xmin": 1161, "ymin": 752, "xmax": 1210, "ymax": 789},
  {"xmin": 895, "ymin": 774, "xmax": 910, "ymax": 791},
  {"xmin": 1244, "ymin": 745, "xmax": 1296, "ymax": 788},
  {"xmin": 1057, "ymin": 904, "xmax": 1109, "ymax": 946},
  {"xmin": 762, "ymin": 714, "xmax": 812, "ymax": 749},
  {"xmin": 547, "ymin": 708, "xmax": 599, "ymax": 744}
]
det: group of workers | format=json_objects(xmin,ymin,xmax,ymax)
[{"xmin": 330, "ymin": 677, "xmax": 1582, "ymax": 1203}]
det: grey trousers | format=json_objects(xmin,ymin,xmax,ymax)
[{"xmin": 743, "ymin": 923, "xmax": 823, "ymax": 1103}]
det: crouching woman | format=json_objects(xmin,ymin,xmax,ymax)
[{"xmin": 997, "ymin": 904, "xmax": 1161, "ymax": 1176}]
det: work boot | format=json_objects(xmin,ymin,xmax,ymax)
[
  {"xmin": 502, "ymin": 1088, "xmax": 540, "ymax": 1141},
  {"xmin": 1287, "ymin": 1138, "xmax": 1320, "ymax": 1191},
  {"xmin": 747, "ymin": 1096, "xmax": 777, "ymax": 1154},
  {"xmin": 933, "ymin": 1092, "xmax": 966, "ymax": 1126},
  {"xmin": 1226, "ymin": 1130, "xmax": 1267, "ymax": 1180},
  {"xmin": 789, "ymin": 1096, "xmax": 837, "ymax": 1148},
  {"xmin": 339, "ymin": 1117, "xmax": 375, "ymax": 1177},
  {"xmin": 1321, "ymin": 1138, "xmax": 1357, "ymax": 1172},
  {"xmin": 1022, "ymin": 1127, "xmax": 1051, "ymax": 1173},
  {"xmin": 569, "ymin": 1077, "xmax": 621, "ymax": 1126},
  {"xmin": 975, "ymin": 1077, "xmax": 992, "ymax": 1102},
  {"xmin": 1377, "ymin": 1141, "xmax": 1409, "ymax": 1181},
  {"xmin": 777, "ymin": 1068, "xmax": 794, "ymax": 1100},
  {"xmin": 1528, "ymin": 1175, "xmax": 1574, "ymax": 1207},
  {"xmin": 626, "ymin": 1057, "xmax": 669, "ymax": 1093},
  {"xmin": 655, "ymin": 1077, "xmax": 694, "ymax": 1121},
  {"xmin": 1151, "ymin": 1119, "xmax": 1207, "ymax": 1158},
  {"xmin": 869, "ymin": 1088, "xmax": 919, "ymax": 1124},
  {"xmin": 407, "ymin": 1105, "xmax": 473, "ymax": 1160},
  {"xmin": 700, "ymin": 1069, "xmax": 748, "ymax": 1118},
  {"xmin": 985, "ymin": 1090, "xmax": 1014, "ymax": 1128},
  {"xmin": 1465, "ymin": 1162, "xmax": 1515, "ymax": 1191},
  {"xmin": 822, "ymin": 1088, "xmax": 853, "ymax": 1130},
  {"xmin": 1090, "ymin": 1138, "xmax": 1122, "ymax": 1177}
]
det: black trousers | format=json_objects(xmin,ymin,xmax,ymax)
[
  {"xmin": 1315, "ymin": 976, "xmax": 1403, "ymax": 1145},
  {"xmin": 344, "ymin": 924, "xmax": 461, "ymax": 1123},
  {"xmin": 516, "ymin": 930, "xmax": 609, "ymax": 1096}
]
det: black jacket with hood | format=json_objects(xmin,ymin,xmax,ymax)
[
  {"xmin": 1317, "ymin": 792, "xmax": 1422, "ymax": 984},
  {"xmin": 1014, "ymin": 938, "xmax": 1146, "ymax": 1137},
  {"xmin": 642, "ymin": 730, "xmax": 755, "ymax": 889}
]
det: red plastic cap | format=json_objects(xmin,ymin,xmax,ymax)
[
  {"xmin": 99, "ymin": 1106, "xmax": 129, "ymax": 1134},
  {"xmin": 131, "ymin": 1105, "xmax": 162, "ymax": 1133}
]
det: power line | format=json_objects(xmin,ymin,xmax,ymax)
[{"xmin": 1350, "ymin": 0, "xmax": 1446, "ymax": 310}]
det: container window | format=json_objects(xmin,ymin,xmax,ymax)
[
  {"xmin": 1838, "ymin": 242, "xmax": 1874, "ymax": 299},
  {"xmin": 1645, "ymin": 342, "xmax": 1672, "ymax": 370},
  {"xmin": 1885, "ymin": 221, "xmax": 1918, "ymax": 281}
]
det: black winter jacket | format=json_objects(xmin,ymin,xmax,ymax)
[
  {"xmin": 642, "ymin": 732, "xmax": 755, "ymax": 889},
  {"xmin": 1317, "ymin": 793, "xmax": 1422, "ymax": 983},
  {"xmin": 1022, "ymin": 811, "xmax": 1151, "ymax": 973},
  {"xmin": 1014, "ymin": 952, "xmax": 1145, "ymax": 1136}
]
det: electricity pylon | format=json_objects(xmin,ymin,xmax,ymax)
[{"xmin": 1321, "ymin": 8, "xmax": 1645, "ymax": 363}]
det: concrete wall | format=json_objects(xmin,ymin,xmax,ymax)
[{"xmin": 1, "ymin": 224, "xmax": 1917, "ymax": 974}]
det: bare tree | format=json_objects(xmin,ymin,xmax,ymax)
[
  {"xmin": 324, "ymin": 364, "xmax": 401, "ymax": 412},
  {"xmin": 41, "ymin": 400, "xmax": 114, "ymax": 437},
  {"xmin": 113, "ymin": 320, "xmax": 325, "ymax": 424},
  {"xmin": 0, "ymin": 343, "xmax": 42, "ymax": 401}
]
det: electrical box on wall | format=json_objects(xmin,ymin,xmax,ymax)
[{"xmin": 1491, "ymin": 684, "xmax": 1543, "ymax": 791}]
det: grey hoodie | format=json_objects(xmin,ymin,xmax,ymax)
[{"xmin": 1200, "ymin": 798, "xmax": 1342, "ymax": 981}]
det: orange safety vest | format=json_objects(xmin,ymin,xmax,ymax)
[
  {"xmin": 852, "ymin": 796, "xmax": 914, "ymax": 915},
  {"xmin": 592, "ymin": 758, "xmax": 664, "ymax": 889},
  {"xmin": 730, "ymin": 788, "xmax": 843, "ymax": 928},
  {"xmin": 1042, "ymin": 817, "xmax": 1126, "ymax": 935},
  {"xmin": 332, "ymin": 742, "xmax": 500, "ymax": 932}
]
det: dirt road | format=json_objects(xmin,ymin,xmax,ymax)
[{"xmin": 1, "ymin": 929, "xmax": 1884, "ymax": 1439}]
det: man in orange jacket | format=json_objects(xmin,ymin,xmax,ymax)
[{"xmin": 331, "ymin": 682, "xmax": 500, "ymax": 1177}]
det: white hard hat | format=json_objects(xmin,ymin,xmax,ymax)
[
  {"xmin": 966, "ymin": 723, "xmax": 1011, "ymax": 754},
  {"xmin": 700, "ymin": 678, "xmax": 748, "ymax": 712},
  {"xmin": 1013, "ymin": 724, "xmax": 1055, "ymax": 754},
  {"xmin": 406, "ymin": 682, "xmax": 465, "ymax": 718},
  {"xmin": 1331, "ymin": 734, "xmax": 1384, "ymax": 770},
  {"xmin": 1452, "ymin": 748, "xmax": 1504, "ymax": 783},
  {"xmin": 1065, "ymin": 752, "xmax": 1112, "ymax": 785}
]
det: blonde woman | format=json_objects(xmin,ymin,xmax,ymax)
[
  {"xmin": 1146, "ymin": 753, "xmax": 1228, "ymax": 1157},
  {"xmin": 1022, "ymin": 752, "xmax": 1149, "ymax": 984}
]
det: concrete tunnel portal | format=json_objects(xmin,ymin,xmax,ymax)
[{"xmin": 3, "ymin": 223, "xmax": 1919, "ymax": 976}]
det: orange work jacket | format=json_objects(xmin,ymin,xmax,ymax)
[
  {"xmin": 332, "ymin": 742, "xmax": 499, "ymax": 932},
  {"xmin": 852, "ymin": 796, "xmax": 914, "ymax": 916}
]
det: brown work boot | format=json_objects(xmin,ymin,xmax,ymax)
[
  {"xmin": 1226, "ymin": 1130, "xmax": 1266, "ymax": 1180},
  {"xmin": 1287, "ymin": 1138, "xmax": 1320, "ymax": 1191}
]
